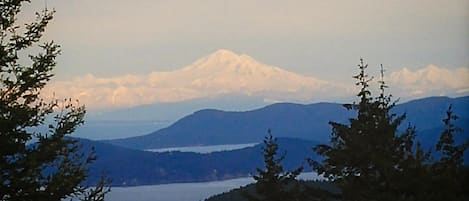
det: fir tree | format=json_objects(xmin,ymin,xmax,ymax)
[
  {"xmin": 427, "ymin": 105, "xmax": 469, "ymax": 200},
  {"xmin": 0, "ymin": 1, "xmax": 109, "ymax": 200},
  {"xmin": 311, "ymin": 59, "xmax": 468, "ymax": 201},
  {"xmin": 244, "ymin": 130, "xmax": 302, "ymax": 201},
  {"xmin": 311, "ymin": 59, "xmax": 423, "ymax": 201}
]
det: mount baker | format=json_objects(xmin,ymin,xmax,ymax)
[{"xmin": 45, "ymin": 49, "xmax": 349, "ymax": 109}]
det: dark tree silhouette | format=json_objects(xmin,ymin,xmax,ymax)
[
  {"xmin": 0, "ymin": 1, "xmax": 109, "ymax": 200},
  {"xmin": 310, "ymin": 59, "xmax": 469, "ymax": 201},
  {"xmin": 244, "ymin": 130, "xmax": 302, "ymax": 201},
  {"xmin": 312, "ymin": 59, "xmax": 403, "ymax": 200},
  {"xmin": 426, "ymin": 105, "xmax": 469, "ymax": 200}
]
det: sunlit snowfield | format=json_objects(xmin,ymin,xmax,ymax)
[
  {"xmin": 146, "ymin": 143, "xmax": 259, "ymax": 154},
  {"xmin": 105, "ymin": 172, "xmax": 321, "ymax": 201}
]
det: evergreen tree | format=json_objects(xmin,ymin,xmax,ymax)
[
  {"xmin": 427, "ymin": 105, "xmax": 469, "ymax": 200},
  {"xmin": 0, "ymin": 1, "xmax": 109, "ymax": 200},
  {"xmin": 311, "ymin": 59, "xmax": 424, "ymax": 201},
  {"xmin": 435, "ymin": 105, "xmax": 468, "ymax": 169},
  {"xmin": 397, "ymin": 106, "xmax": 469, "ymax": 201},
  {"xmin": 311, "ymin": 59, "xmax": 468, "ymax": 201},
  {"xmin": 244, "ymin": 131, "xmax": 302, "ymax": 201}
]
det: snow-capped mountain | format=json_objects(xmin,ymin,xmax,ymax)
[
  {"xmin": 45, "ymin": 49, "xmax": 349, "ymax": 109},
  {"xmin": 148, "ymin": 49, "xmax": 345, "ymax": 99},
  {"xmin": 43, "ymin": 48, "xmax": 469, "ymax": 111}
]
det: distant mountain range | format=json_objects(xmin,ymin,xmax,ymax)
[
  {"xmin": 79, "ymin": 96, "xmax": 469, "ymax": 186},
  {"xmin": 71, "ymin": 49, "xmax": 354, "ymax": 140},
  {"xmin": 69, "ymin": 50, "xmax": 468, "ymax": 140},
  {"xmin": 80, "ymin": 137, "xmax": 318, "ymax": 186},
  {"xmin": 105, "ymin": 96, "xmax": 469, "ymax": 150}
]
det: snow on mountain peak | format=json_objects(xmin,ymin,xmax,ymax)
[
  {"xmin": 183, "ymin": 49, "xmax": 279, "ymax": 76},
  {"xmin": 172, "ymin": 49, "xmax": 339, "ymax": 100},
  {"xmin": 45, "ymin": 49, "xmax": 350, "ymax": 109},
  {"xmin": 196, "ymin": 49, "xmax": 243, "ymax": 65},
  {"xmin": 208, "ymin": 49, "xmax": 239, "ymax": 60}
]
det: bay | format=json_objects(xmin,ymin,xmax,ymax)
[{"xmin": 105, "ymin": 172, "xmax": 321, "ymax": 201}]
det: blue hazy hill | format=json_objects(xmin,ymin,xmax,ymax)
[
  {"xmin": 105, "ymin": 96, "xmax": 469, "ymax": 150},
  {"xmin": 105, "ymin": 102, "xmax": 354, "ymax": 149},
  {"xmin": 75, "ymin": 95, "xmax": 266, "ymax": 140}
]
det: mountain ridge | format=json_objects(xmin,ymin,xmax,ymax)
[{"xmin": 104, "ymin": 96, "xmax": 469, "ymax": 150}]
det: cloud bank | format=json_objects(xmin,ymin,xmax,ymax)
[
  {"xmin": 43, "ymin": 50, "xmax": 469, "ymax": 110},
  {"xmin": 387, "ymin": 65, "xmax": 469, "ymax": 98}
]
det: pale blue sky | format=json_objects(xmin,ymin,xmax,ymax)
[{"xmin": 22, "ymin": 0, "xmax": 468, "ymax": 83}]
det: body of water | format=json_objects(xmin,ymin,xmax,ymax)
[
  {"xmin": 145, "ymin": 143, "xmax": 259, "ymax": 154},
  {"xmin": 105, "ymin": 172, "xmax": 322, "ymax": 201}
]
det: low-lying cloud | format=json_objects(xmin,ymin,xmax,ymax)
[{"xmin": 387, "ymin": 65, "xmax": 469, "ymax": 98}]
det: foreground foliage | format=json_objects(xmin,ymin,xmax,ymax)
[
  {"xmin": 312, "ymin": 59, "xmax": 469, "ymax": 201},
  {"xmin": 0, "ymin": 1, "xmax": 109, "ymax": 200},
  {"xmin": 242, "ymin": 131, "xmax": 303, "ymax": 201},
  {"xmin": 230, "ymin": 59, "xmax": 468, "ymax": 201}
]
